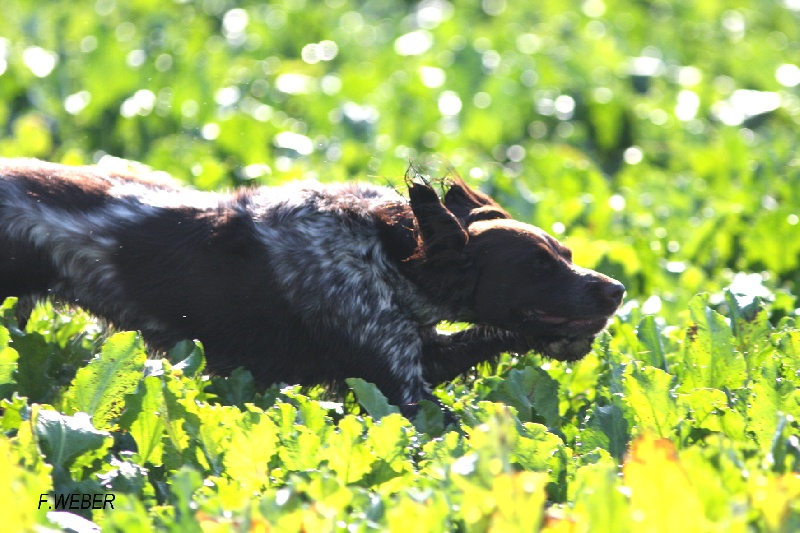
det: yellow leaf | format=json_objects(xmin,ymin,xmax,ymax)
[{"xmin": 623, "ymin": 434, "xmax": 707, "ymax": 533}]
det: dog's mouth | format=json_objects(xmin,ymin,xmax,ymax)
[
  {"xmin": 523, "ymin": 308, "xmax": 611, "ymax": 332},
  {"xmin": 521, "ymin": 308, "xmax": 615, "ymax": 362}
]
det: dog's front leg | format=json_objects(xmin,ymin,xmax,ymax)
[
  {"xmin": 420, "ymin": 326, "xmax": 535, "ymax": 385},
  {"xmin": 325, "ymin": 311, "xmax": 431, "ymax": 418}
]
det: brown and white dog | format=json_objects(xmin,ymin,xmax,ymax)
[{"xmin": 0, "ymin": 159, "xmax": 624, "ymax": 416}]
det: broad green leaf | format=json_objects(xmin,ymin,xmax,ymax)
[
  {"xmin": 11, "ymin": 332, "xmax": 57, "ymax": 403},
  {"xmin": 679, "ymin": 294, "xmax": 747, "ymax": 392},
  {"xmin": 1, "ymin": 394, "xmax": 30, "ymax": 432},
  {"xmin": 0, "ymin": 297, "xmax": 20, "ymax": 329},
  {"xmin": 346, "ymin": 377, "xmax": 400, "ymax": 420},
  {"xmin": 749, "ymin": 473, "xmax": 800, "ymax": 532},
  {"xmin": 278, "ymin": 427, "xmax": 323, "ymax": 472},
  {"xmin": 93, "ymin": 494, "xmax": 153, "ymax": 532},
  {"xmin": 580, "ymin": 403, "xmax": 630, "ymax": 460},
  {"xmin": 485, "ymin": 471, "xmax": 548, "ymax": 532},
  {"xmin": 419, "ymin": 430, "xmax": 469, "ymax": 477},
  {"xmin": 168, "ymin": 339, "xmax": 206, "ymax": 379},
  {"xmin": 120, "ymin": 376, "xmax": 166, "ymax": 466},
  {"xmin": 775, "ymin": 329, "xmax": 800, "ymax": 387},
  {"xmin": 623, "ymin": 363, "xmax": 678, "ymax": 437},
  {"xmin": 673, "ymin": 443, "xmax": 750, "ymax": 530},
  {"xmin": 411, "ymin": 399, "xmax": 447, "ymax": 435},
  {"xmin": 169, "ymin": 466, "xmax": 204, "ymax": 533},
  {"xmin": 223, "ymin": 411, "xmax": 279, "ymax": 492},
  {"xmin": 725, "ymin": 291, "xmax": 774, "ymax": 375},
  {"xmin": 513, "ymin": 421, "xmax": 567, "ymax": 473},
  {"xmin": 194, "ymin": 403, "xmax": 238, "ymax": 475},
  {"xmin": 96, "ymin": 457, "xmax": 149, "ymax": 495},
  {"xmin": 747, "ymin": 375, "xmax": 796, "ymax": 452},
  {"xmin": 767, "ymin": 414, "xmax": 800, "ymax": 474},
  {"xmin": 365, "ymin": 413, "xmax": 414, "ymax": 484},
  {"xmin": 677, "ymin": 388, "xmax": 746, "ymax": 441},
  {"xmin": 323, "ymin": 415, "xmax": 374, "ymax": 484},
  {"xmin": 210, "ymin": 367, "xmax": 255, "ymax": 406},
  {"xmin": 385, "ymin": 490, "xmax": 451, "ymax": 532},
  {"xmin": 65, "ymin": 331, "xmax": 146, "ymax": 429},
  {"xmin": 485, "ymin": 366, "xmax": 560, "ymax": 428},
  {"xmin": 34, "ymin": 408, "xmax": 111, "ymax": 469},
  {"xmin": 294, "ymin": 396, "xmax": 332, "ymax": 434}
]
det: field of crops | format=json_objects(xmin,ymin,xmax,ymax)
[{"xmin": 1, "ymin": 0, "xmax": 799, "ymax": 531}]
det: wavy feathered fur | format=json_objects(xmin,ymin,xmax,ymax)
[{"xmin": 0, "ymin": 159, "xmax": 624, "ymax": 416}]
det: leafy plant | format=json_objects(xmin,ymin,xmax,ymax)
[{"xmin": 1, "ymin": 0, "xmax": 799, "ymax": 530}]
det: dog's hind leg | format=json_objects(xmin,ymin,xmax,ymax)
[{"xmin": 0, "ymin": 236, "xmax": 57, "ymax": 300}]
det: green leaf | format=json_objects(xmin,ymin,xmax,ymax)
[
  {"xmin": 623, "ymin": 363, "xmax": 678, "ymax": 437},
  {"xmin": 34, "ymin": 408, "xmax": 111, "ymax": 469},
  {"xmin": 580, "ymin": 404, "xmax": 630, "ymax": 461},
  {"xmin": 485, "ymin": 367, "xmax": 560, "ymax": 428},
  {"xmin": 223, "ymin": 411, "xmax": 279, "ymax": 492},
  {"xmin": 513, "ymin": 422, "xmax": 567, "ymax": 473},
  {"xmin": 96, "ymin": 457, "xmax": 149, "ymax": 495},
  {"xmin": 572, "ymin": 462, "xmax": 632, "ymax": 532},
  {"xmin": 1, "ymin": 394, "xmax": 30, "ymax": 432},
  {"xmin": 0, "ymin": 325, "xmax": 19, "ymax": 399},
  {"xmin": 278, "ymin": 426, "xmax": 323, "ymax": 472},
  {"xmin": 747, "ymin": 370, "xmax": 797, "ymax": 452},
  {"xmin": 194, "ymin": 403, "xmax": 238, "ymax": 475},
  {"xmin": 65, "ymin": 331, "xmax": 146, "ymax": 429},
  {"xmin": 679, "ymin": 294, "xmax": 747, "ymax": 391},
  {"xmin": 120, "ymin": 376, "xmax": 166, "ymax": 466},
  {"xmin": 636, "ymin": 315, "xmax": 667, "ymax": 370},
  {"xmin": 323, "ymin": 415, "xmax": 374, "ymax": 484},
  {"xmin": 411, "ymin": 399, "xmax": 446, "ymax": 435},
  {"xmin": 677, "ymin": 388, "xmax": 746, "ymax": 441},
  {"xmin": 210, "ymin": 367, "xmax": 255, "ymax": 406},
  {"xmin": 168, "ymin": 339, "xmax": 206, "ymax": 379},
  {"xmin": 365, "ymin": 413, "xmax": 413, "ymax": 483},
  {"xmin": 0, "ymin": 297, "xmax": 20, "ymax": 330},
  {"xmin": 725, "ymin": 291, "xmax": 773, "ymax": 376},
  {"xmin": 11, "ymin": 332, "xmax": 58, "ymax": 403},
  {"xmin": 346, "ymin": 377, "xmax": 400, "ymax": 420},
  {"xmin": 169, "ymin": 466, "xmax": 204, "ymax": 533},
  {"xmin": 0, "ymin": 435, "xmax": 52, "ymax": 530}
]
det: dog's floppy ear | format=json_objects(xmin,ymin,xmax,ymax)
[
  {"xmin": 444, "ymin": 176, "xmax": 510, "ymax": 224},
  {"xmin": 407, "ymin": 178, "xmax": 467, "ymax": 257}
]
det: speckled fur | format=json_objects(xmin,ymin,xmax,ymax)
[{"xmin": 0, "ymin": 159, "xmax": 625, "ymax": 416}]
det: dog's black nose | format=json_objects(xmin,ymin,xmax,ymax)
[{"xmin": 602, "ymin": 280, "xmax": 626, "ymax": 305}]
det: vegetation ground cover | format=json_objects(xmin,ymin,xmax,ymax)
[{"xmin": 1, "ymin": 0, "xmax": 799, "ymax": 530}]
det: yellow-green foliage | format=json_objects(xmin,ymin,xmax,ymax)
[{"xmin": 1, "ymin": 0, "xmax": 799, "ymax": 530}]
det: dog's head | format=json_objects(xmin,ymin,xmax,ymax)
[{"xmin": 408, "ymin": 175, "xmax": 624, "ymax": 361}]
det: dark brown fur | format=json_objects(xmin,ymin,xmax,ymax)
[{"xmin": 0, "ymin": 159, "xmax": 624, "ymax": 417}]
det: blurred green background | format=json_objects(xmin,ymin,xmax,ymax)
[{"xmin": 1, "ymin": 0, "xmax": 799, "ymax": 321}]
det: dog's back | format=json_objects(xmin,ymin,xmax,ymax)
[
  {"xmin": 0, "ymin": 160, "xmax": 442, "ymax": 400},
  {"xmin": 0, "ymin": 159, "xmax": 624, "ymax": 416}
]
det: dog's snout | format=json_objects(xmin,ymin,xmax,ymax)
[{"xmin": 601, "ymin": 279, "xmax": 626, "ymax": 306}]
